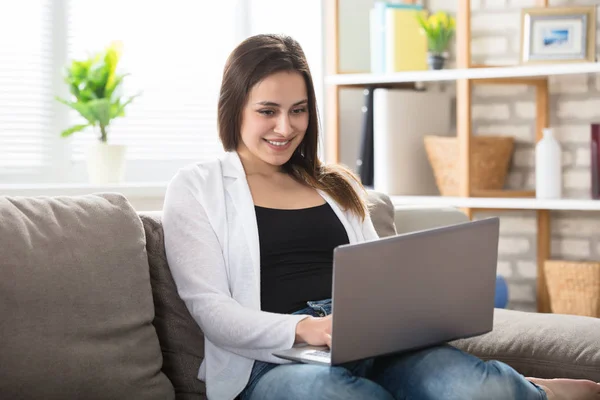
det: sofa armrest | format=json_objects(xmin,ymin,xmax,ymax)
[{"xmin": 394, "ymin": 205, "xmax": 469, "ymax": 235}]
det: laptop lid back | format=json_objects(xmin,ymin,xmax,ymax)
[{"xmin": 330, "ymin": 218, "xmax": 500, "ymax": 365}]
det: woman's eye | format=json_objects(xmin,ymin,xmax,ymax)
[
  {"xmin": 258, "ymin": 109, "xmax": 275, "ymax": 116},
  {"xmin": 292, "ymin": 107, "xmax": 307, "ymax": 114}
]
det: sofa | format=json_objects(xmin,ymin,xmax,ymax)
[{"xmin": 1, "ymin": 191, "xmax": 598, "ymax": 400}]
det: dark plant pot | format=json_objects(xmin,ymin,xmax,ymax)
[{"xmin": 427, "ymin": 54, "xmax": 445, "ymax": 70}]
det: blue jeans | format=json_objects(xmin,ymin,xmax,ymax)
[{"xmin": 240, "ymin": 299, "xmax": 547, "ymax": 400}]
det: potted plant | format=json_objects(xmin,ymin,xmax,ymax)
[
  {"xmin": 416, "ymin": 11, "xmax": 456, "ymax": 70},
  {"xmin": 56, "ymin": 41, "xmax": 139, "ymax": 184}
]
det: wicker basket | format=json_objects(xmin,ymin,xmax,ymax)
[
  {"xmin": 424, "ymin": 135, "xmax": 515, "ymax": 196},
  {"xmin": 544, "ymin": 260, "xmax": 600, "ymax": 318}
]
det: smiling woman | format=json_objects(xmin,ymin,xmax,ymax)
[
  {"xmin": 240, "ymin": 71, "xmax": 310, "ymax": 168},
  {"xmin": 162, "ymin": 33, "xmax": 600, "ymax": 400},
  {"xmin": 217, "ymin": 34, "xmax": 366, "ymax": 217}
]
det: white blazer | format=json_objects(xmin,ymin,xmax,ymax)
[{"xmin": 162, "ymin": 151, "xmax": 379, "ymax": 400}]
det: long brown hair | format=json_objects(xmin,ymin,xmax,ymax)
[{"xmin": 218, "ymin": 34, "xmax": 367, "ymax": 219}]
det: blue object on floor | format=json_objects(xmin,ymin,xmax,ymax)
[{"xmin": 495, "ymin": 275, "xmax": 509, "ymax": 308}]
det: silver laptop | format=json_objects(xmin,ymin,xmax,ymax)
[{"xmin": 273, "ymin": 217, "xmax": 500, "ymax": 366}]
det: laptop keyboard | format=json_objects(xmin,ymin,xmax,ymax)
[{"xmin": 306, "ymin": 350, "xmax": 331, "ymax": 358}]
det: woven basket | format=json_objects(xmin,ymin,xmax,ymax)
[
  {"xmin": 544, "ymin": 260, "xmax": 600, "ymax": 318},
  {"xmin": 424, "ymin": 135, "xmax": 515, "ymax": 196}
]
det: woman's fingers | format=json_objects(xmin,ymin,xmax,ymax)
[{"xmin": 324, "ymin": 333, "xmax": 332, "ymax": 348}]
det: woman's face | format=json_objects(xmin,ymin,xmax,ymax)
[{"xmin": 238, "ymin": 70, "xmax": 309, "ymax": 172}]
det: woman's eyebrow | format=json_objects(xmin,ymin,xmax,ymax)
[{"xmin": 254, "ymin": 99, "xmax": 308, "ymax": 107}]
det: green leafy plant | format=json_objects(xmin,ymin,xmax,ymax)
[
  {"xmin": 56, "ymin": 41, "xmax": 139, "ymax": 142},
  {"xmin": 416, "ymin": 11, "xmax": 456, "ymax": 56}
]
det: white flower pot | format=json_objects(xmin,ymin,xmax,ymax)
[{"xmin": 86, "ymin": 143, "xmax": 127, "ymax": 184}]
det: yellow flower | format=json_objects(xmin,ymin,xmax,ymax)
[
  {"xmin": 436, "ymin": 11, "xmax": 449, "ymax": 28},
  {"xmin": 108, "ymin": 40, "xmax": 124, "ymax": 58},
  {"xmin": 428, "ymin": 14, "xmax": 439, "ymax": 29}
]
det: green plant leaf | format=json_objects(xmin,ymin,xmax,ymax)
[
  {"xmin": 56, "ymin": 41, "xmax": 139, "ymax": 141},
  {"xmin": 55, "ymin": 96, "xmax": 98, "ymax": 124},
  {"xmin": 60, "ymin": 123, "xmax": 91, "ymax": 138},
  {"xmin": 110, "ymin": 93, "xmax": 139, "ymax": 119},
  {"xmin": 87, "ymin": 98, "xmax": 112, "ymax": 127}
]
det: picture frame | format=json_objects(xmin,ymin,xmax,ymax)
[{"xmin": 520, "ymin": 6, "xmax": 597, "ymax": 64}]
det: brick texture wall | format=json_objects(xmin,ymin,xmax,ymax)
[{"xmin": 428, "ymin": 0, "xmax": 600, "ymax": 311}]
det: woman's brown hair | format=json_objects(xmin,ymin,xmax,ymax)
[{"xmin": 218, "ymin": 33, "xmax": 367, "ymax": 219}]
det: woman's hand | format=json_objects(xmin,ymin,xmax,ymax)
[{"xmin": 295, "ymin": 315, "xmax": 332, "ymax": 348}]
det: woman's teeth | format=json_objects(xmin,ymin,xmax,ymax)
[{"xmin": 266, "ymin": 140, "xmax": 290, "ymax": 146}]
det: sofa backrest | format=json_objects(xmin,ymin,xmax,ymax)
[
  {"xmin": 140, "ymin": 190, "xmax": 397, "ymax": 399},
  {"xmin": 0, "ymin": 193, "xmax": 175, "ymax": 400}
]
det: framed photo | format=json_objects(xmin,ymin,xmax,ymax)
[{"xmin": 520, "ymin": 6, "xmax": 597, "ymax": 64}]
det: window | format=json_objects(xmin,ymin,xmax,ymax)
[
  {"xmin": 0, "ymin": 0, "xmax": 324, "ymax": 184},
  {"xmin": 0, "ymin": 0, "xmax": 53, "ymax": 176},
  {"xmin": 66, "ymin": 0, "xmax": 237, "ymax": 163}
]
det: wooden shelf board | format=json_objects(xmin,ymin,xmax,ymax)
[
  {"xmin": 390, "ymin": 195, "xmax": 600, "ymax": 211},
  {"xmin": 325, "ymin": 62, "xmax": 600, "ymax": 87},
  {"xmin": 472, "ymin": 189, "xmax": 536, "ymax": 198}
]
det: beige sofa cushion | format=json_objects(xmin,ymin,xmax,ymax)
[
  {"xmin": 0, "ymin": 194, "xmax": 174, "ymax": 400},
  {"xmin": 451, "ymin": 308, "xmax": 600, "ymax": 381}
]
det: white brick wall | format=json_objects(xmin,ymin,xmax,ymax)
[
  {"xmin": 562, "ymin": 150, "xmax": 574, "ymax": 167},
  {"xmin": 551, "ymin": 238, "xmax": 591, "ymax": 259},
  {"xmin": 563, "ymin": 170, "xmax": 590, "ymax": 190},
  {"xmin": 473, "ymin": 85, "xmax": 528, "ymax": 97},
  {"xmin": 514, "ymin": 101, "xmax": 536, "ymax": 119},
  {"xmin": 499, "ymin": 216, "xmax": 537, "ymax": 234},
  {"xmin": 516, "ymin": 261, "xmax": 537, "ymax": 279},
  {"xmin": 497, "ymin": 261, "xmax": 513, "ymax": 277},
  {"xmin": 553, "ymin": 125, "xmax": 592, "ymax": 144},
  {"xmin": 553, "ymin": 217, "xmax": 600, "ymax": 236},
  {"xmin": 558, "ymin": 99, "xmax": 600, "ymax": 119},
  {"xmin": 476, "ymin": 124, "xmax": 533, "ymax": 142},
  {"xmin": 472, "ymin": 104, "xmax": 511, "ymax": 120},
  {"xmin": 550, "ymin": 75, "xmax": 589, "ymax": 94},
  {"xmin": 506, "ymin": 0, "xmax": 538, "ymax": 8},
  {"xmin": 498, "ymin": 237, "xmax": 530, "ymax": 255},
  {"xmin": 471, "ymin": 37, "xmax": 509, "ymax": 56},
  {"xmin": 485, "ymin": 0, "xmax": 508, "ymax": 9},
  {"xmin": 508, "ymin": 283, "xmax": 535, "ymax": 302},
  {"xmin": 576, "ymin": 148, "xmax": 591, "ymax": 167},
  {"xmin": 512, "ymin": 148, "xmax": 535, "ymax": 167},
  {"xmin": 471, "ymin": 13, "xmax": 520, "ymax": 32},
  {"xmin": 464, "ymin": 0, "xmax": 600, "ymax": 312}
]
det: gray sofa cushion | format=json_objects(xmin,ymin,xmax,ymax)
[
  {"xmin": 0, "ymin": 194, "xmax": 174, "ymax": 400},
  {"xmin": 140, "ymin": 212, "xmax": 206, "ymax": 400},
  {"xmin": 451, "ymin": 308, "xmax": 600, "ymax": 381}
]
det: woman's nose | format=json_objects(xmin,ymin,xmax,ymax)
[{"xmin": 274, "ymin": 115, "xmax": 293, "ymax": 136}]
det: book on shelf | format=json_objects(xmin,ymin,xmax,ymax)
[
  {"xmin": 357, "ymin": 87, "xmax": 375, "ymax": 187},
  {"xmin": 369, "ymin": 1, "xmax": 427, "ymax": 74}
]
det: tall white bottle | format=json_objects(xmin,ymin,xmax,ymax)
[{"xmin": 535, "ymin": 128, "xmax": 562, "ymax": 199}]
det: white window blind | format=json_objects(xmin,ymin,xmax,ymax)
[
  {"xmin": 0, "ymin": 0, "xmax": 53, "ymax": 173},
  {"xmin": 66, "ymin": 0, "xmax": 236, "ymax": 161}
]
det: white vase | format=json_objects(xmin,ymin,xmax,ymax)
[
  {"xmin": 535, "ymin": 128, "xmax": 562, "ymax": 199},
  {"xmin": 86, "ymin": 142, "xmax": 127, "ymax": 184}
]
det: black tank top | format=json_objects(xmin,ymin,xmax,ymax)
[{"xmin": 255, "ymin": 203, "xmax": 350, "ymax": 314}]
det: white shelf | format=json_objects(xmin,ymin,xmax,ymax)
[
  {"xmin": 0, "ymin": 182, "xmax": 168, "ymax": 198},
  {"xmin": 325, "ymin": 62, "xmax": 600, "ymax": 86},
  {"xmin": 391, "ymin": 195, "xmax": 600, "ymax": 211}
]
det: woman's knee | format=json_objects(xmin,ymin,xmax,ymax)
[
  {"xmin": 249, "ymin": 363, "xmax": 394, "ymax": 400},
  {"xmin": 414, "ymin": 358, "xmax": 538, "ymax": 400}
]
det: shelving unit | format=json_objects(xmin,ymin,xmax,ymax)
[{"xmin": 323, "ymin": 0, "xmax": 600, "ymax": 313}]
